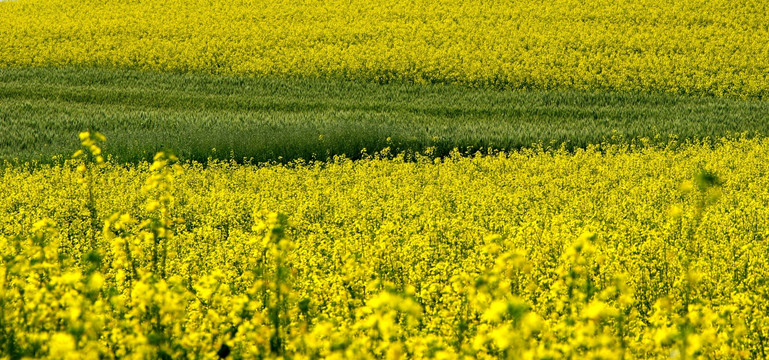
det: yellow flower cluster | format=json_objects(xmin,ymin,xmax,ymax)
[
  {"xmin": 1, "ymin": 0, "xmax": 767, "ymax": 96},
  {"xmin": 2, "ymin": 135, "xmax": 769, "ymax": 358}
]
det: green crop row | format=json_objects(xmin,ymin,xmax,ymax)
[{"xmin": 2, "ymin": 67, "xmax": 768, "ymax": 164}]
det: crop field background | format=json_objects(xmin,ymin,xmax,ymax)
[
  {"xmin": 2, "ymin": 0, "xmax": 769, "ymax": 359},
  {"xmin": 1, "ymin": 0, "xmax": 768, "ymax": 97}
]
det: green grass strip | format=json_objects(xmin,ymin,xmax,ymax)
[{"xmin": 2, "ymin": 66, "xmax": 768, "ymax": 163}]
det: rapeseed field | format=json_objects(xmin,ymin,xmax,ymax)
[
  {"xmin": 1, "ymin": 0, "xmax": 768, "ymax": 96},
  {"xmin": 2, "ymin": 0, "xmax": 768, "ymax": 358},
  {"xmin": 2, "ymin": 134, "xmax": 769, "ymax": 358}
]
